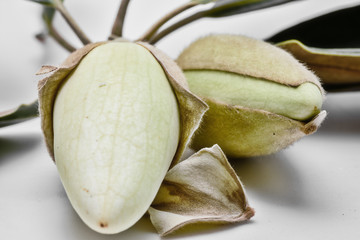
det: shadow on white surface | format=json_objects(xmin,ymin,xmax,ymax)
[
  {"xmin": 319, "ymin": 93, "xmax": 360, "ymax": 135},
  {"xmin": 0, "ymin": 133, "xmax": 42, "ymax": 163},
  {"xmin": 58, "ymin": 203, "xmax": 158, "ymax": 239},
  {"xmin": 230, "ymin": 152, "xmax": 305, "ymax": 208},
  {"xmin": 162, "ymin": 219, "xmax": 254, "ymax": 239}
]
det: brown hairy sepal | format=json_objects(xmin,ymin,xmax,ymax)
[{"xmin": 191, "ymin": 99, "xmax": 327, "ymax": 158}]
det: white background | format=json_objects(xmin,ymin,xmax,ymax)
[{"xmin": 1, "ymin": 0, "xmax": 360, "ymax": 239}]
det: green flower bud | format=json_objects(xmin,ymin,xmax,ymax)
[{"xmin": 177, "ymin": 35, "xmax": 327, "ymax": 158}]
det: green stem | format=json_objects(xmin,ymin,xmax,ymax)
[
  {"xmin": 148, "ymin": 0, "xmax": 295, "ymax": 44},
  {"xmin": 149, "ymin": 10, "xmax": 206, "ymax": 44},
  {"xmin": 110, "ymin": 0, "xmax": 131, "ymax": 39},
  {"xmin": 53, "ymin": 0, "xmax": 91, "ymax": 45},
  {"xmin": 48, "ymin": 25, "xmax": 77, "ymax": 52},
  {"xmin": 137, "ymin": 2, "xmax": 198, "ymax": 42}
]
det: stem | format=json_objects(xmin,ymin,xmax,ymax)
[
  {"xmin": 54, "ymin": 0, "xmax": 91, "ymax": 45},
  {"xmin": 138, "ymin": 2, "xmax": 198, "ymax": 42},
  {"xmin": 48, "ymin": 26, "xmax": 77, "ymax": 52},
  {"xmin": 148, "ymin": 0, "xmax": 296, "ymax": 44},
  {"xmin": 149, "ymin": 10, "xmax": 206, "ymax": 45},
  {"xmin": 110, "ymin": 0, "xmax": 131, "ymax": 39}
]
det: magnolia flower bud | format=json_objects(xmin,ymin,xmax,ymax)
[
  {"xmin": 177, "ymin": 35, "xmax": 327, "ymax": 158},
  {"xmin": 37, "ymin": 41, "xmax": 207, "ymax": 234}
]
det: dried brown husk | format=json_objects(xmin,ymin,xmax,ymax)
[
  {"xmin": 37, "ymin": 41, "xmax": 208, "ymax": 164},
  {"xmin": 149, "ymin": 144, "xmax": 255, "ymax": 236},
  {"xmin": 277, "ymin": 40, "xmax": 360, "ymax": 90}
]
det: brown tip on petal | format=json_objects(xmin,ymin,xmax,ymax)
[
  {"xmin": 99, "ymin": 222, "xmax": 108, "ymax": 228},
  {"xmin": 243, "ymin": 206, "xmax": 256, "ymax": 220},
  {"xmin": 303, "ymin": 110, "xmax": 327, "ymax": 135}
]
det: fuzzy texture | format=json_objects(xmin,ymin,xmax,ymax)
[
  {"xmin": 177, "ymin": 34, "xmax": 324, "ymax": 94},
  {"xmin": 149, "ymin": 145, "xmax": 255, "ymax": 236}
]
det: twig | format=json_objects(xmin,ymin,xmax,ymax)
[
  {"xmin": 110, "ymin": 0, "xmax": 131, "ymax": 39},
  {"xmin": 48, "ymin": 26, "xmax": 77, "ymax": 52},
  {"xmin": 137, "ymin": 2, "xmax": 198, "ymax": 42},
  {"xmin": 148, "ymin": 0, "xmax": 297, "ymax": 44},
  {"xmin": 149, "ymin": 11, "xmax": 206, "ymax": 44},
  {"xmin": 53, "ymin": 0, "xmax": 91, "ymax": 45}
]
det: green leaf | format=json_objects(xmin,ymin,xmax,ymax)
[
  {"xmin": 26, "ymin": 0, "xmax": 55, "ymax": 7},
  {"xmin": 0, "ymin": 100, "xmax": 39, "ymax": 128},
  {"xmin": 267, "ymin": 5, "xmax": 360, "ymax": 48},
  {"xmin": 277, "ymin": 40, "xmax": 360, "ymax": 92},
  {"xmin": 206, "ymin": 0, "xmax": 299, "ymax": 18}
]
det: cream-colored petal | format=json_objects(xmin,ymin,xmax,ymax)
[
  {"xmin": 52, "ymin": 42, "xmax": 181, "ymax": 233},
  {"xmin": 149, "ymin": 145, "xmax": 255, "ymax": 236}
]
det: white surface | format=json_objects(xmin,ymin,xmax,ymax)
[{"xmin": 1, "ymin": 0, "xmax": 360, "ymax": 239}]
